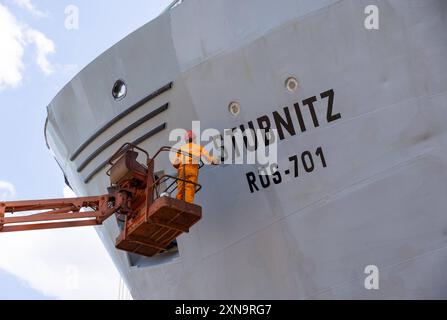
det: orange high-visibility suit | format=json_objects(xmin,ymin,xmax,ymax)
[{"xmin": 173, "ymin": 143, "xmax": 216, "ymax": 203}]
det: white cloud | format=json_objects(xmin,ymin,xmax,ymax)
[
  {"xmin": 63, "ymin": 185, "xmax": 75, "ymax": 198},
  {"xmin": 0, "ymin": 227, "xmax": 122, "ymax": 299},
  {"xmin": 12, "ymin": 0, "xmax": 47, "ymax": 18},
  {"xmin": 26, "ymin": 28, "xmax": 55, "ymax": 75},
  {"xmin": 0, "ymin": 3, "xmax": 55, "ymax": 90},
  {"xmin": 0, "ymin": 181, "xmax": 16, "ymax": 199},
  {"xmin": 0, "ymin": 186, "xmax": 125, "ymax": 299},
  {"xmin": 0, "ymin": 4, "xmax": 25, "ymax": 89}
]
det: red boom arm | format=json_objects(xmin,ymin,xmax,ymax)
[{"xmin": 0, "ymin": 195, "xmax": 121, "ymax": 232}]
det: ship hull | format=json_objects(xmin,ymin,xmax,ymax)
[{"xmin": 45, "ymin": 0, "xmax": 447, "ymax": 299}]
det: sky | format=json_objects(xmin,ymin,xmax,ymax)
[{"xmin": 0, "ymin": 0, "xmax": 174, "ymax": 300}]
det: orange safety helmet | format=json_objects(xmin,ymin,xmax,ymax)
[{"xmin": 184, "ymin": 130, "xmax": 196, "ymax": 142}]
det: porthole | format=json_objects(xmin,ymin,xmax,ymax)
[
  {"xmin": 229, "ymin": 102, "xmax": 241, "ymax": 117},
  {"xmin": 112, "ymin": 80, "xmax": 127, "ymax": 101},
  {"xmin": 285, "ymin": 77, "xmax": 299, "ymax": 92}
]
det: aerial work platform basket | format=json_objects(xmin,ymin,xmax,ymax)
[
  {"xmin": 108, "ymin": 144, "xmax": 203, "ymax": 257},
  {"xmin": 116, "ymin": 197, "xmax": 201, "ymax": 257},
  {"xmin": 0, "ymin": 144, "xmax": 203, "ymax": 258}
]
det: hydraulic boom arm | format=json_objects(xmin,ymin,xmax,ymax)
[{"xmin": 0, "ymin": 194, "xmax": 124, "ymax": 232}]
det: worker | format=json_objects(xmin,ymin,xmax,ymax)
[{"xmin": 172, "ymin": 130, "xmax": 217, "ymax": 203}]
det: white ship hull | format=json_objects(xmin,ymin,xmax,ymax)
[{"xmin": 45, "ymin": 0, "xmax": 447, "ymax": 299}]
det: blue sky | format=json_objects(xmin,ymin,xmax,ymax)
[
  {"xmin": 0, "ymin": 269, "xmax": 54, "ymax": 299},
  {"xmin": 0, "ymin": 0, "xmax": 173, "ymax": 299}
]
